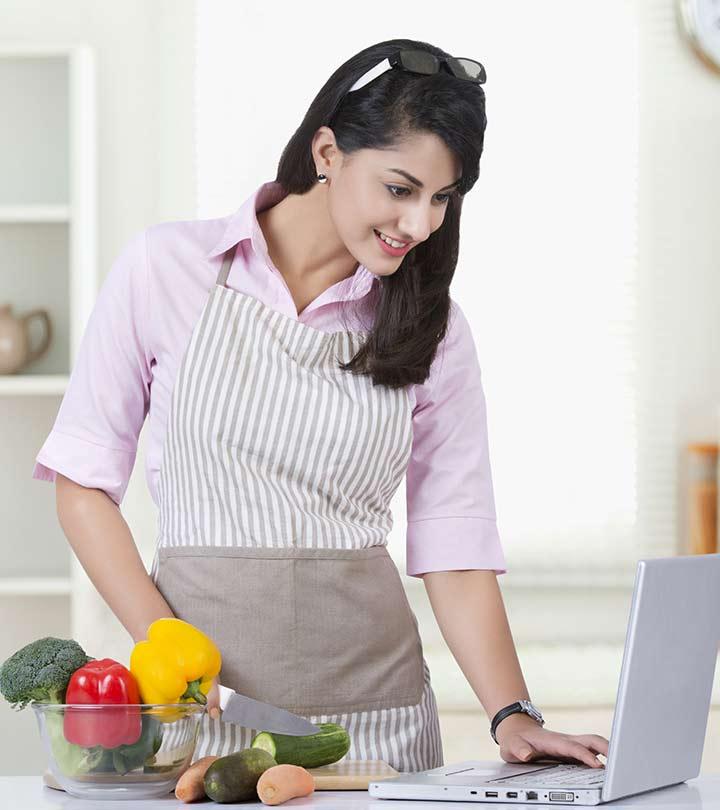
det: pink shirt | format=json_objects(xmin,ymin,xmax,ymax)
[{"xmin": 32, "ymin": 180, "xmax": 506, "ymax": 578}]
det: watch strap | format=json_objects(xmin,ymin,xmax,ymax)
[{"xmin": 490, "ymin": 700, "xmax": 545, "ymax": 744}]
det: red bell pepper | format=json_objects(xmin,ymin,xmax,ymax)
[{"xmin": 63, "ymin": 658, "xmax": 142, "ymax": 749}]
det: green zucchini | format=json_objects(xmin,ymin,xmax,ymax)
[
  {"xmin": 250, "ymin": 722, "xmax": 351, "ymax": 768},
  {"xmin": 204, "ymin": 748, "xmax": 277, "ymax": 803}
]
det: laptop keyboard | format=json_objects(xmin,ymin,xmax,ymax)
[{"xmin": 490, "ymin": 764, "xmax": 606, "ymax": 787}]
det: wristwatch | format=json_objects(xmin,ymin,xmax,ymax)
[{"xmin": 490, "ymin": 699, "xmax": 545, "ymax": 744}]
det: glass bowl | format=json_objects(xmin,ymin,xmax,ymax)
[{"xmin": 32, "ymin": 701, "xmax": 206, "ymax": 800}]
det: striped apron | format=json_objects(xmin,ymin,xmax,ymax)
[{"xmin": 149, "ymin": 243, "xmax": 443, "ymax": 772}]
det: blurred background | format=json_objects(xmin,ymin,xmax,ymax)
[{"xmin": 1, "ymin": 0, "xmax": 719, "ymax": 777}]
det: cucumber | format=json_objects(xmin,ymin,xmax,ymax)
[
  {"xmin": 250, "ymin": 722, "xmax": 351, "ymax": 768},
  {"xmin": 203, "ymin": 748, "xmax": 277, "ymax": 803}
]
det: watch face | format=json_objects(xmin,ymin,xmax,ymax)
[{"xmin": 520, "ymin": 700, "xmax": 544, "ymax": 722}]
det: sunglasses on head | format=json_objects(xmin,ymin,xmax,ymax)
[{"xmin": 348, "ymin": 49, "xmax": 486, "ymax": 93}]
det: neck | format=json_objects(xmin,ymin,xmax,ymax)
[{"xmin": 257, "ymin": 184, "xmax": 360, "ymax": 286}]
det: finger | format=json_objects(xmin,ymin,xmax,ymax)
[
  {"xmin": 206, "ymin": 679, "xmax": 222, "ymax": 720},
  {"xmin": 208, "ymin": 702, "xmax": 222, "ymax": 719},
  {"xmin": 573, "ymin": 735, "xmax": 610, "ymax": 756},
  {"xmin": 543, "ymin": 739, "xmax": 603, "ymax": 769},
  {"xmin": 500, "ymin": 743, "xmax": 527, "ymax": 764},
  {"xmin": 509, "ymin": 742, "xmax": 538, "ymax": 763},
  {"xmin": 563, "ymin": 742, "xmax": 603, "ymax": 768}
]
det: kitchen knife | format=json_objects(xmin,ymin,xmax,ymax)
[{"xmin": 217, "ymin": 685, "xmax": 322, "ymax": 735}]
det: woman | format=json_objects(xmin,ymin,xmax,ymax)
[{"xmin": 33, "ymin": 38, "xmax": 609, "ymax": 772}]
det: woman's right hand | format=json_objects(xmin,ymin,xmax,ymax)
[{"xmin": 206, "ymin": 676, "xmax": 222, "ymax": 720}]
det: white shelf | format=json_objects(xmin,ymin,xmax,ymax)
[
  {"xmin": 0, "ymin": 44, "xmax": 84, "ymax": 58},
  {"xmin": 0, "ymin": 45, "xmax": 97, "ymax": 636},
  {"xmin": 0, "ymin": 375, "xmax": 69, "ymax": 396},
  {"xmin": 0, "ymin": 577, "xmax": 71, "ymax": 596},
  {"xmin": 0, "ymin": 204, "xmax": 70, "ymax": 223}
]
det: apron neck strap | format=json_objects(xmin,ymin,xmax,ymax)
[{"xmin": 216, "ymin": 243, "xmax": 238, "ymax": 288}]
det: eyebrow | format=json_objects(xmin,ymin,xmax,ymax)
[{"xmin": 386, "ymin": 168, "xmax": 461, "ymax": 192}]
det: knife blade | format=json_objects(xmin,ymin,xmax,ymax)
[{"xmin": 217, "ymin": 685, "xmax": 322, "ymax": 735}]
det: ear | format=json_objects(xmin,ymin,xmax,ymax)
[{"xmin": 311, "ymin": 126, "xmax": 341, "ymax": 175}]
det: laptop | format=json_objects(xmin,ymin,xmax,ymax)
[{"xmin": 370, "ymin": 552, "xmax": 720, "ymax": 805}]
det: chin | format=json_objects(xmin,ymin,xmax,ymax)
[{"xmin": 362, "ymin": 262, "xmax": 396, "ymax": 277}]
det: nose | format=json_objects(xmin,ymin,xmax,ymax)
[{"xmin": 397, "ymin": 205, "xmax": 434, "ymax": 245}]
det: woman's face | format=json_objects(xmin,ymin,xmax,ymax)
[{"xmin": 314, "ymin": 128, "xmax": 462, "ymax": 277}]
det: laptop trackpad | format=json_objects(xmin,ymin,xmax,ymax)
[{"xmin": 441, "ymin": 761, "xmax": 555, "ymax": 782}]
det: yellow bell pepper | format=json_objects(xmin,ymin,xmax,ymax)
[{"xmin": 130, "ymin": 618, "xmax": 221, "ymax": 722}]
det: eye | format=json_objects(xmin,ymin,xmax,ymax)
[
  {"xmin": 385, "ymin": 185, "xmax": 453, "ymax": 204},
  {"xmin": 436, "ymin": 189, "xmax": 458, "ymax": 204}
]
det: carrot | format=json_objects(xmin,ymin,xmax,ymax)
[
  {"xmin": 175, "ymin": 755, "xmax": 219, "ymax": 802},
  {"xmin": 256, "ymin": 763, "xmax": 315, "ymax": 805}
]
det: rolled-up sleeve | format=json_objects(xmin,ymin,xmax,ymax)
[
  {"xmin": 405, "ymin": 298, "xmax": 507, "ymax": 578},
  {"xmin": 32, "ymin": 229, "xmax": 152, "ymax": 506}
]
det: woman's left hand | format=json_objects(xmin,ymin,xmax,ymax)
[{"xmin": 496, "ymin": 715, "xmax": 609, "ymax": 769}]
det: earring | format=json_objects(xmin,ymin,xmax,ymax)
[{"xmin": 317, "ymin": 173, "xmax": 328, "ymax": 183}]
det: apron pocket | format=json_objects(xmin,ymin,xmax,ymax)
[{"xmin": 153, "ymin": 544, "xmax": 425, "ymax": 715}]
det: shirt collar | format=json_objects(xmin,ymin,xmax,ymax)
[{"xmin": 206, "ymin": 180, "xmax": 377, "ymax": 303}]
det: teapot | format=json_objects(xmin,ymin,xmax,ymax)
[{"xmin": 0, "ymin": 304, "xmax": 52, "ymax": 374}]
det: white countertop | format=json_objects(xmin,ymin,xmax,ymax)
[{"xmin": 2, "ymin": 775, "xmax": 720, "ymax": 809}]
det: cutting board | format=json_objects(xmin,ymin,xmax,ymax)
[
  {"xmin": 308, "ymin": 759, "xmax": 398, "ymax": 790},
  {"xmin": 43, "ymin": 760, "xmax": 398, "ymax": 792}
]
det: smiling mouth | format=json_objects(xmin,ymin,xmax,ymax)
[{"xmin": 374, "ymin": 229, "xmax": 411, "ymax": 248}]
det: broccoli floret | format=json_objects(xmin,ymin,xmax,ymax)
[{"xmin": 0, "ymin": 637, "xmax": 92, "ymax": 710}]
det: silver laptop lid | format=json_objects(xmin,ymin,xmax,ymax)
[{"xmin": 603, "ymin": 553, "xmax": 720, "ymax": 802}]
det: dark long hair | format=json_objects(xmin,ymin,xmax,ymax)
[{"xmin": 275, "ymin": 38, "xmax": 487, "ymax": 390}]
